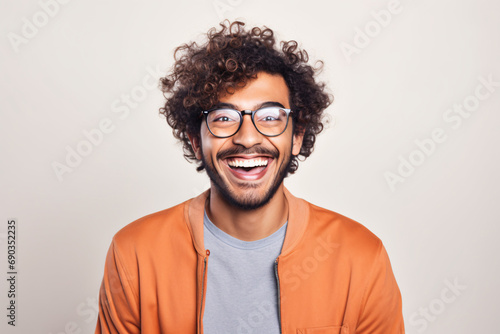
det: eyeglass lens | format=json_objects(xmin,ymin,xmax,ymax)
[{"xmin": 206, "ymin": 107, "xmax": 289, "ymax": 137}]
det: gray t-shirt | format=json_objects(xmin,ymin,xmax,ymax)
[{"xmin": 203, "ymin": 211, "xmax": 287, "ymax": 334}]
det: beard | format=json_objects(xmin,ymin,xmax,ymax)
[{"xmin": 200, "ymin": 145, "xmax": 294, "ymax": 211}]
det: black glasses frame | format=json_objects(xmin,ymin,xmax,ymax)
[{"xmin": 201, "ymin": 107, "xmax": 293, "ymax": 138}]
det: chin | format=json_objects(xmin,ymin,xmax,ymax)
[{"xmin": 219, "ymin": 188, "xmax": 275, "ymax": 211}]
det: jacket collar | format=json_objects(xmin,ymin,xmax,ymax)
[{"xmin": 184, "ymin": 186, "xmax": 310, "ymax": 257}]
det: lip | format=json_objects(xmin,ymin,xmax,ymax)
[
  {"xmin": 221, "ymin": 156, "xmax": 274, "ymax": 181},
  {"xmin": 223, "ymin": 154, "xmax": 274, "ymax": 160}
]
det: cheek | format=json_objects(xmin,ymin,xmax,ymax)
[
  {"xmin": 268, "ymin": 137, "xmax": 292, "ymax": 159},
  {"xmin": 198, "ymin": 125, "xmax": 212, "ymax": 157},
  {"xmin": 275, "ymin": 128, "xmax": 297, "ymax": 156},
  {"xmin": 199, "ymin": 126, "xmax": 226, "ymax": 162}
]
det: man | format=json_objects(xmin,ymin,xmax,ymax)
[{"xmin": 95, "ymin": 21, "xmax": 404, "ymax": 333}]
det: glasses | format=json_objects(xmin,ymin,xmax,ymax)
[{"xmin": 202, "ymin": 106, "xmax": 293, "ymax": 138}]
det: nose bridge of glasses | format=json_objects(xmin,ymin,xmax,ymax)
[
  {"xmin": 226, "ymin": 111, "xmax": 261, "ymax": 146},
  {"xmin": 238, "ymin": 110, "xmax": 260, "ymax": 135},
  {"xmin": 240, "ymin": 109, "xmax": 254, "ymax": 117}
]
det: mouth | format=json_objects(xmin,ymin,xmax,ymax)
[{"xmin": 222, "ymin": 156, "xmax": 273, "ymax": 180}]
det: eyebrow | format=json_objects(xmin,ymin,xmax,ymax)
[{"xmin": 211, "ymin": 101, "xmax": 286, "ymax": 110}]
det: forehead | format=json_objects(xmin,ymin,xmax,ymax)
[{"xmin": 218, "ymin": 72, "xmax": 290, "ymax": 109}]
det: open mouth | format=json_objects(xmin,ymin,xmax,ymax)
[{"xmin": 224, "ymin": 157, "xmax": 272, "ymax": 177}]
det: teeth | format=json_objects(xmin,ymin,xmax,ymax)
[{"xmin": 227, "ymin": 158, "xmax": 268, "ymax": 168}]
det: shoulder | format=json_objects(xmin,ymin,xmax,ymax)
[
  {"xmin": 112, "ymin": 199, "xmax": 191, "ymax": 252},
  {"xmin": 304, "ymin": 200, "xmax": 383, "ymax": 254}
]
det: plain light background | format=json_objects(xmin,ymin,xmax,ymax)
[{"xmin": 1, "ymin": 0, "xmax": 499, "ymax": 333}]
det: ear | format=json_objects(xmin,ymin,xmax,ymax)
[
  {"xmin": 187, "ymin": 133, "xmax": 202, "ymax": 160},
  {"xmin": 292, "ymin": 127, "xmax": 305, "ymax": 156}
]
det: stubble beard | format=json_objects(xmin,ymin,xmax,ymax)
[{"xmin": 200, "ymin": 146, "xmax": 294, "ymax": 211}]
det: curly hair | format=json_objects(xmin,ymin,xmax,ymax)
[{"xmin": 159, "ymin": 20, "xmax": 332, "ymax": 173}]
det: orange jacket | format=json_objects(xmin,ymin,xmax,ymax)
[{"xmin": 96, "ymin": 188, "xmax": 404, "ymax": 333}]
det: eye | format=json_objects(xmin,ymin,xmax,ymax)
[
  {"xmin": 213, "ymin": 116, "xmax": 232, "ymax": 122},
  {"xmin": 207, "ymin": 109, "xmax": 240, "ymax": 125},
  {"xmin": 255, "ymin": 107, "xmax": 284, "ymax": 122},
  {"xmin": 262, "ymin": 115, "xmax": 278, "ymax": 121}
]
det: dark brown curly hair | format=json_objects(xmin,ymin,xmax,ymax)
[{"xmin": 159, "ymin": 20, "xmax": 332, "ymax": 173}]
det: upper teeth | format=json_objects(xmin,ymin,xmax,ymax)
[{"xmin": 228, "ymin": 159, "xmax": 268, "ymax": 168}]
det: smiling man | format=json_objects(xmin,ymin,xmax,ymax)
[
  {"xmin": 190, "ymin": 72, "xmax": 302, "ymax": 242},
  {"xmin": 95, "ymin": 21, "xmax": 404, "ymax": 334}
]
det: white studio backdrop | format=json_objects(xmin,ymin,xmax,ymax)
[{"xmin": 1, "ymin": 0, "xmax": 499, "ymax": 333}]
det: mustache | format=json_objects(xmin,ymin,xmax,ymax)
[{"xmin": 216, "ymin": 146, "xmax": 279, "ymax": 160}]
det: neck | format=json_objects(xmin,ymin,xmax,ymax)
[{"xmin": 206, "ymin": 184, "xmax": 289, "ymax": 241}]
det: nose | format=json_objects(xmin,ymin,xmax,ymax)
[{"xmin": 231, "ymin": 114, "xmax": 263, "ymax": 148}]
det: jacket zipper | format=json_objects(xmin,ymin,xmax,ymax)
[
  {"xmin": 198, "ymin": 250, "xmax": 210, "ymax": 334},
  {"xmin": 274, "ymin": 257, "xmax": 282, "ymax": 334}
]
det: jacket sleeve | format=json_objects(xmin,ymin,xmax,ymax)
[
  {"xmin": 95, "ymin": 238, "xmax": 141, "ymax": 334},
  {"xmin": 356, "ymin": 242, "xmax": 405, "ymax": 333}
]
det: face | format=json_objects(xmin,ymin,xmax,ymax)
[{"xmin": 189, "ymin": 72, "xmax": 304, "ymax": 210}]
